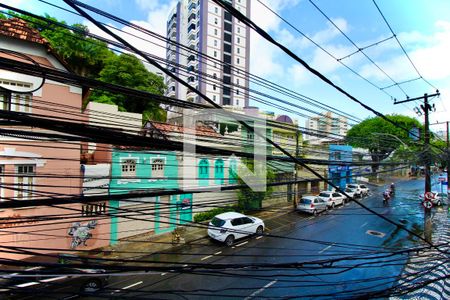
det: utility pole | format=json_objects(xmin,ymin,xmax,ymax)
[
  {"xmin": 294, "ymin": 129, "xmax": 300, "ymax": 209},
  {"xmin": 394, "ymin": 91, "xmax": 440, "ymax": 243},
  {"xmin": 430, "ymin": 120, "xmax": 450, "ymax": 195}
]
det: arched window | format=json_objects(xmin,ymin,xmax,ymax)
[
  {"xmin": 198, "ymin": 159, "xmax": 209, "ymax": 186},
  {"xmin": 215, "ymin": 159, "xmax": 224, "ymax": 185},
  {"xmin": 229, "ymin": 159, "xmax": 237, "ymax": 184}
]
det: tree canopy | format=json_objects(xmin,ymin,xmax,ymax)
[
  {"xmin": 7, "ymin": 13, "xmax": 166, "ymax": 122},
  {"xmin": 346, "ymin": 115, "xmax": 422, "ymax": 172},
  {"xmin": 89, "ymin": 54, "xmax": 167, "ymax": 121}
]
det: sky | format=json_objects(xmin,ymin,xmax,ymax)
[{"xmin": 3, "ymin": 0, "xmax": 450, "ymax": 135}]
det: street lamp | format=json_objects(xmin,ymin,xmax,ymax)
[
  {"xmin": 371, "ymin": 132, "xmax": 409, "ymax": 148},
  {"xmin": 371, "ymin": 132, "xmax": 410, "ymax": 177}
]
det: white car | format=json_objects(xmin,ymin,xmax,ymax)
[
  {"xmin": 297, "ymin": 196, "xmax": 328, "ymax": 215},
  {"xmin": 208, "ymin": 212, "xmax": 264, "ymax": 246},
  {"xmin": 317, "ymin": 191, "xmax": 346, "ymax": 208},
  {"xmin": 419, "ymin": 191, "xmax": 448, "ymax": 206},
  {"xmin": 346, "ymin": 183, "xmax": 369, "ymax": 196},
  {"xmin": 343, "ymin": 187, "xmax": 358, "ymax": 200}
]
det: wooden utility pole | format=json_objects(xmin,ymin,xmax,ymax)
[
  {"xmin": 394, "ymin": 91, "xmax": 440, "ymax": 242},
  {"xmin": 294, "ymin": 129, "xmax": 300, "ymax": 209},
  {"xmin": 430, "ymin": 120, "xmax": 450, "ymax": 194}
]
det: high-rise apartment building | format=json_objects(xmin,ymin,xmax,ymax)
[
  {"xmin": 165, "ymin": 0, "xmax": 250, "ymax": 113},
  {"xmin": 305, "ymin": 111, "xmax": 348, "ymax": 144}
]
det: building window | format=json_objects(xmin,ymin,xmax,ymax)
[
  {"xmin": 213, "ymin": 95, "xmax": 217, "ymax": 102},
  {"xmin": 214, "ymin": 39, "xmax": 218, "ymax": 47},
  {"xmin": 199, "ymin": 159, "xmax": 209, "ymax": 186},
  {"xmin": 1, "ymin": 91, "xmax": 32, "ymax": 113},
  {"xmin": 214, "ymin": 28, "xmax": 218, "ymax": 35},
  {"xmin": 237, "ymin": 37, "xmax": 241, "ymax": 44},
  {"xmin": 215, "ymin": 7, "xmax": 218, "ymax": 14},
  {"xmin": 237, "ymin": 58, "xmax": 240, "ymax": 64},
  {"xmin": 236, "ymin": 99, "xmax": 239, "ymax": 106},
  {"xmin": 237, "ymin": 27, "xmax": 240, "ymax": 34},
  {"xmin": 151, "ymin": 158, "xmax": 165, "ymax": 178},
  {"xmin": 236, "ymin": 89, "xmax": 240, "ymax": 95},
  {"xmin": 214, "ymin": 159, "xmax": 224, "ymax": 185},
  {"xmin": 237, "ymin": 78, "xmax": 240, "ymax": 85},
  {"xmin": 213, "ymin": 84, "xmax": 216, "ymax": 91},
  {"xmin": 121, "ymin": 159, "xmax": 136, "ymax": 177},
  {"xmin": 16, "ymin": 165, "xmax": 35, "ymax": 200},
  {"xmin": 237, "ymin": 47, "xmax": 240, "ymax": 54},
  {"xmin": 214, "ymin": 50, "xmax": 217, "ymax": 57},
  {"xmin": 214, "ymin": 18, "xmax": 218, "ymax": 25}
]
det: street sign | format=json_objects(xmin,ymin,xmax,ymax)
[
  {"xmin": 423, "ymin": 200, "xmax": 433, "ymax": 209},
  {"xmin": 438, "ymin": 177, "xmax": 446, "ymax": 182}
]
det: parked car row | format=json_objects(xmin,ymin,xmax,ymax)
[
  {"xmin": 207, "ymin": 184, "xmax": 372, "ymax": 246},
  {"xmin": 297, "ymin": 183, "xmax": 370, "ymax": 215}
]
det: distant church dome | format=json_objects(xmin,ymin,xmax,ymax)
[{"xmin": 275, "ymin": 115, "xmax": 293, "ymax": 124}]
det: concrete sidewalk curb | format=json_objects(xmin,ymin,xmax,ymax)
[{"xmin": 93, "ymin": 202, "xmax": 295, "ymax": 261}]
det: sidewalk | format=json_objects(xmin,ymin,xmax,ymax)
[
  {"xmin": 90, "ymin": 201, "xmax": 294, "ymax": 261},
  {"xmin": 390, "ymin": 207, "xmax": 450, "ymax": 299}
]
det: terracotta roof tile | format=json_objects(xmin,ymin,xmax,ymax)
[
  {"xmin": 149, "ymin": 121, "xmax": 221, "ymax": 138},
  {"xmin": 0, "ymin": 18, "xmax": 48, "ymax": 45}
]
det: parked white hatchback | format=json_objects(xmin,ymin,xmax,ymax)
[
  {"xmin": 317, "ymin": 191, "xmax": 346, "ymax": 208},
  {"xmin": 208, "ymin": 212, "xmax": 264, "ymax": 246}
]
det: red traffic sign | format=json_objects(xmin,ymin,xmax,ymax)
[
  {"xmin": 424, "ymin": 192, "xmax": 434, "ymax": 200},
  {"xmin": 423, "ymin": 200, "xmax": 433, "ymax": 209}
]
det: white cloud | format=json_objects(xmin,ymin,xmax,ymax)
[
  {"xmin": 249, "ymin": 0, "xmax": 300, "ymax": 78},
  {"xmin": 84, "ymin": 1, "xmax": 177, "ymax": 67},
  {"xmin": 311, "ymin": 18, "xmax": 349, "ymax": 45},
  {"xmin": 359, "ymin": 20, "xmax": 450, "ymax": 83}
]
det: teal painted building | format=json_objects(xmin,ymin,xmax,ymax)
[{"xmin": 109, "ymin": 148, "xmax": 192, "ymax": 245}]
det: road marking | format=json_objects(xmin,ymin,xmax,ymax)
[
  {"xmin": 40, "ymin": 276, "xmax": 68, "ymax": 283},
  {"xmin": 161, "ymin": 273, "xmax": 167, "ymax": 276},
  {"xmin": 319, "ymin": 243, "xmax": 335, "ymax": 254},
  {"xmin": 201, "ymin": 255, "xmax": 213, "ymax": 261},
  {"xmin": 256, "ymin": 236, "xmax": 263, "ymax": 240},
  {"xmin": 214, "ymin": 251, "xmax": 222, "ymax": 255},
  {"xmin": 182, "ymin": 264, "xmax": 188, "ymax": 267},
  {"xmin": 360, "ymin": 222, "xmax": 368, "ymax": 228},
  {"xmin": 245, "ymin": 280, "xmax": 277, "ymax": 300},
  {"xmin": 25, "ymin": 267, "xmax": 42, "ymax": 271},
  {"xmin": 16, "ymin": 282, "xmax": 39, "ymax": 288},
  {"xmin": 236, "ymin": 241, "xmax": 248, "ymax": 247},
  {"xmin": 123, "ymin": 281, "xmax": 143, "ymax": 290}
]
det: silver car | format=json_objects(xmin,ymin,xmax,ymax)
[{"xmin": 297, "ymin": 196, "xmax": 327, "ymax": 215}]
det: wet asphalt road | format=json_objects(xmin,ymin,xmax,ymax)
[{"xmin": 93, "ymin": 178, "xmax": 443, "ymax": 299}]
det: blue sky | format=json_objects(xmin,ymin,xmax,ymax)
[{"xmin": 5, "ymin": 0, "xmax": 450, "ymax": 133}]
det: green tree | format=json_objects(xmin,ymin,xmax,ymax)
[
  {"xmin": 11, "ymin": 13, "xmax": 113, "ymax": 78},
  {"xmin": 346, "ymin": 115, "xmax": 422, "ymax": 173},
  {"xmin": 90, "ymin": 53, "xmax": 167, "ymax": 122},
  {"xmin": 237, "ymin": 159, "xmax": 275, "ymax": 211}
]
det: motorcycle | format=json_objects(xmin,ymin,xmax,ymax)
[{"xmin": 383, "ymin": 192, "xmax": 391, "ymax": 203}]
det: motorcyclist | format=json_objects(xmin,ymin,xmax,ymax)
[
  {"xmin": 383, "ymin": 189, "xmax": 391, "ymax": 201},
  {"xmin": 390, "ymin": 182, "xmax": 395, "ymax": 192}
]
